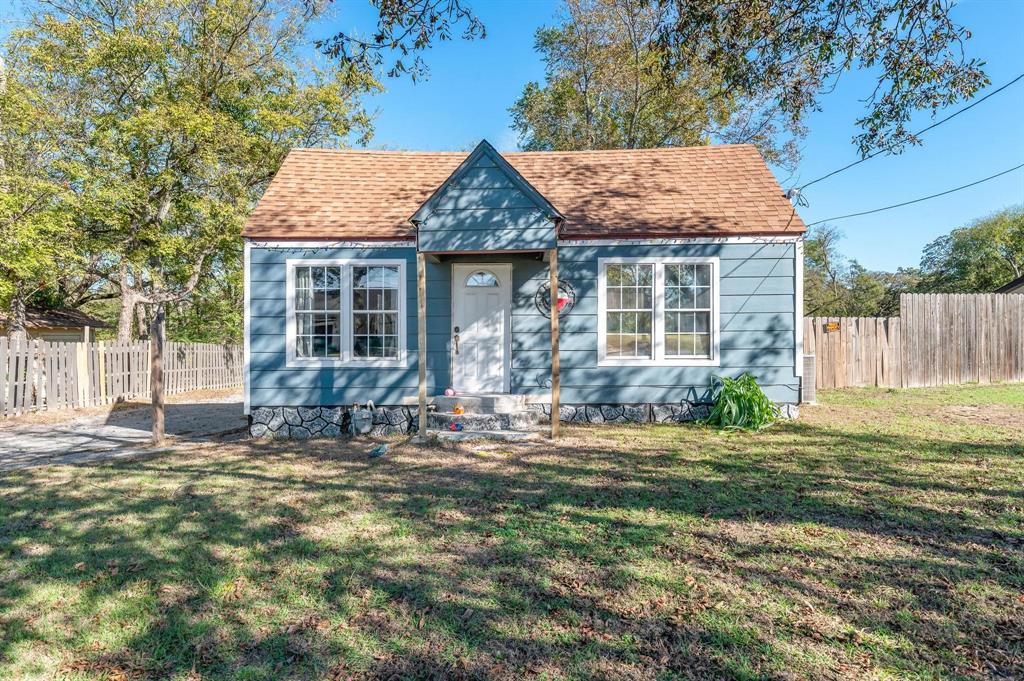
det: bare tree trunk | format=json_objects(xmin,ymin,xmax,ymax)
[
  {"xmin": 7, "ymin": 281, "xmax": 27, "ymax": 341},
  {"xmin": 135, "ymin": 303, "xmax": 150, "ymax": 340},
  {"xmin": 114, "ymin": 249, "xmax": 212, "ymax": 341},
  {"xmin": 150, "ymin": 304, "xmax": 165, "ymax": 445},
  {"xmin": 117, "ymin": 293, "xmax": 136, "ymax": 341},
  {"xmin": 115, "ymin": 260, "xmax": 136, "ymax": 341}
]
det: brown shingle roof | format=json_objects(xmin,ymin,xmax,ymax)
[
  {"xmin": 242, "ymin": 144, "xmax": 806, "ymax": 240},
  {"xmin": 0, "ymin": 307, "xmax": 110, "ymax": 330}
]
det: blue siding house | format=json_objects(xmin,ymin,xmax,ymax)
[{"xmin": 243, "ymin": 140, "xmax": 806, "ymax": 438}]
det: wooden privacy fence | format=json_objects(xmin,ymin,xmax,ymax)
[
  {"xmin": 806, "ymin": 293, "xmax": 1024, "ymax": 389},
  {"xmin": 0, "ymin": 338, "xmax": 243, "ymax": 417},
  {"xmin": 805, "ymin": 316, "xmax": 903, "ymax": 389}
]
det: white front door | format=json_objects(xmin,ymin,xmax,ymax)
[{"xmin": 452, "ymin": 264, "xmax": 511, "ymax": 393}]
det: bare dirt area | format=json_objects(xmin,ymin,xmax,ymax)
[
  {"xmin": 0, "ymin": 389, "xmax": 244, "ymax": 469},
  {"xmin": 0, "ymin": 387, "xmax": 242, "ymax": 431}
]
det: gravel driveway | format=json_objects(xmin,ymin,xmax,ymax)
[{"xmin": 0, "ymin": 395, "xmax": 246, "ymax": 470}]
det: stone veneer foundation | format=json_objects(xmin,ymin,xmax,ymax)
[{"xmin": 248, "ymin": 402, "xmax": 799, "ymax": 439}]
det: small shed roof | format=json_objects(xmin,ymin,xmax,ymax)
[
  {"xmin": 0, "ymin": 307, "xmax": 110, "ymax": 330},
  {"xmin": 243, "ymin": 143, "xmax": 806, "ymax": 241},
  {"xmin": 995, "ymin": 274, "xmax": 1024, "ymax": 294}
]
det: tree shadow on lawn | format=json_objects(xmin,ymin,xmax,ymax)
[{"xmin": 0, "ymin": 420, "xmax": 1021, "ymax": 679}]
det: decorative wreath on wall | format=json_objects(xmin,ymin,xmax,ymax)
[{"xmin": 534, "ymin": 280, "xmax": 577, "ymax": 318}]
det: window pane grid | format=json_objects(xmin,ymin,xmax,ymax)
[
  {"xmin": 352, "ymin": 265, "xmax": 400, "ymax": 360},
  {"xmin": 664, "ymin": 263, "xmax": 712, "ymax": 358},
  {"xmin": 295, "ymin": 265, "xmax": 342, "ymax": 358},
  {"xmin": 605, "ymin": 263, "xmax": 653, "ymax": 359},
  {"xmin": 293, "ymin": 263, "xmax": 403, "ymax": 363}
]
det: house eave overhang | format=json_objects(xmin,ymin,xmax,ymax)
[{"xmin": 558, "ymin": 229, "xmax": 803, "ymax": 241}]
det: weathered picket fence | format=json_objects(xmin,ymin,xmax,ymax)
[
  {"xmin": 805, "ymin": 293, "xmax": 1024, "ymax": 389},
  {"xmin": 0, "ymin": 338, "xmax": 242, "ymax": 417}
]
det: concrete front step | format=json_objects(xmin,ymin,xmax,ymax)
[
  {"xmin": 431, "ymin": 393, "xmax": 526, "ymax": 414},
  {"xmin": 427, "ymin": 410, "xmax": 539, "ymax": 431}
]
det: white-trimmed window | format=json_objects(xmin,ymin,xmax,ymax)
[
  {"xmin": 665, "ymin": 263, "xmax": 713, "ymax": 358},
  {"xmin": 286, "ymin": 259, "xmax": 407, "ymax": 367},
  {"xmin": 598, "ymin": 257, "xmax": 719, "ymax": 366},
  {"xmin": 604, "ymin": 263, "xmax": 654, "ymax": 358}
]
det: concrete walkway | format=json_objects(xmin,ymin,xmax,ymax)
[{"xmin": 0, "ymin": 396, "xmax": 247, "ymax": 470}]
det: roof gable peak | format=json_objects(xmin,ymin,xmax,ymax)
[{"xmin": 410, "ymin": 139, "xmax": 563, "ymax": 225}]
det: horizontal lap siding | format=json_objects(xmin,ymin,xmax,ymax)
[
  {"xmin": 419, "ymin": 220, "xmax": 556, "ymax": 252},
  {"xmin": 248, "ymin": 242, "xmax": 800, "ymax": 407},
  {"xmin": 509, "ymin": 259, "xmax": 548, "ymax": 389},
  {"xmin": 536, "ymin": 242, "xmax": 799, "ymax": 404},
  {"xmin": 249, "ymin": 245, "xmax": 451, "ymax": 405},
  {"xmin": 417, "ymin": 157, "xmax": 557, "ymax": 252}
]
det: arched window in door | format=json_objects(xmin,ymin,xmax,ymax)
[{"xmin": 465, "ymin": 270, "xmax": 499, "ymax": 287}]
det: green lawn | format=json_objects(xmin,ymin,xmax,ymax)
[{"xmin": 2, "ymin": 385, "xmax": 1022, "ymax": 680}]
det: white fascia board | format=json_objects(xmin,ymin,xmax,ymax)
[
  {"xmin": 248, "ymin": 239, "xmax": 415, "ymax": 249},
  {"xmin": 560, "ymin": 235, "xmax": 802, "ymax": 246},
  {"xmin": 243, "ymin": 240, "xmax": 252, "ymax": 415},
  {"xmin": 794, "ymin": 237, "xmax": 805, "ymax": 380}
]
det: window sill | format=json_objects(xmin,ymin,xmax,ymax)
[
  {"xmin": 598, "ymin": 357, "xmax": 720, "ymax": 368},
  {"xmin": 286, "ymin": 356, "xmax": 408, "ymax": 369}
]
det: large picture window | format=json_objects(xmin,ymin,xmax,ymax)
[
  {"xmin": 598, "ymin": 257, "xmax": 719, "ymax": 366},
  {"xmin": 286, "ymin": 259, "xmax": 407, "ymax": 367}
]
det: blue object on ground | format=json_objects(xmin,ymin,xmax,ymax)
[{"xmin": 368, "ymin": 444, "xmax": 388, "ymax": 458}]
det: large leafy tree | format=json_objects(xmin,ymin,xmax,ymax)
[
  {"xmin": 11, "ymin": 0, "xmax": 380, "ymax": 341},
  {"xmin": 337, "ymin": 0, "xmax": 988, "ymax": 159},
  {"xmin": 659, "ymin": 0, "xmax": 987, "ymax": 157},
  {"xmin": 164, "ymin": 255, "xmax": 244, "ymax": 345},
  {"xmin": 317, "ymin": 0, "xmax": 485, "ymax": 80},
  {"xmin": 918, "ymin": 206, "xmax": 1024, "ymax": 293},
  {"xmin": 0, "ymin": 55, "xmax": 79, "ymax": 339},
  {"xmin": 510, "ymin": 0, "xmax": 802, "ymax": 164}
]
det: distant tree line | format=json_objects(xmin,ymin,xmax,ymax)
[{"xmin": 804, "ymin": 205, "xmax": 1024, "ymax": 317}]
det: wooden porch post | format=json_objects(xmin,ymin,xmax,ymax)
[
  {"xmin": 417, "ymin": 251, "xmax": 428, "ymax": 436},
  {"xmin": 549, "ymin": 248, "xmax": 560, "ymax": 439}
]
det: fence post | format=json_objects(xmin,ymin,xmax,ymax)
[
  {"xmin": 34, "ymin": 340, "xmax": 46, "ymax": 411},
  {"xmin": 76, "ymin": 342, "xmax": 88, "ymax": 407},
  {"xmin": 97, "ymin": 340, "xmax": 106, "ymax": 404}
]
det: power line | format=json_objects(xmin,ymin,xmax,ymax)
[
  {"xmin": 806, "ymin": 162, "xmax": 1024, "ymax": 226},
  {"xmin": 798, "ymin": 71, "xmax": 1024, "ymax": 192}
]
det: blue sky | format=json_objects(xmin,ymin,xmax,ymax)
[
  {"xmin": 319, "ymin": 0, "xmax": 1024, "ymax": 272},
  {"xmin": 4, "ymin": 0, "xmax": 1022, "ymax": 271}
]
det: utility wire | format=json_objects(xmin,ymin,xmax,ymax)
[
  {"xmin": 797, "ymin": 71, "xmax": 1024, "ymax": 192},
  {"xmin": 806, "ymin": 162, "xmax": 1024, "ymax": 226}
]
